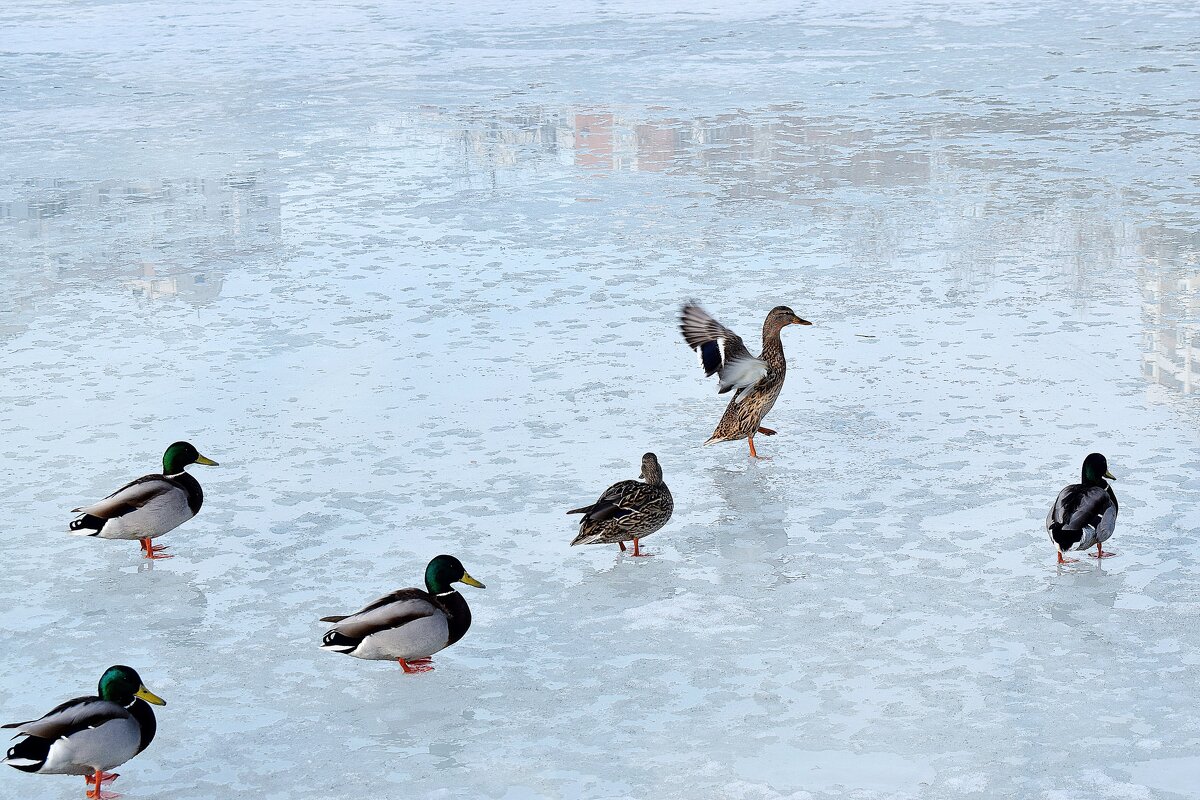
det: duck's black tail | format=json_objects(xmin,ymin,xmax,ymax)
[
  {"xmin": 1049, "ymin": 523, "xmax": 1083, "ymax": 552},
  {"xmin": 3, "ymin": 735, "xmax": 50, "ymax": 772},
  {"xmin": 320, "ymin": 629, "xmax": 359, "ymax": 654},
  {"xmin": 68, "ymin": 515, "xmax": 104, "ymax": 536}
]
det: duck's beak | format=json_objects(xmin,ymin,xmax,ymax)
[
  {"xmin": 195, "ymin": 454, "xmax": 219, "ymax": 466},
  {"xmin": 1104, "ymin": 470, "xmax": 1116, "ymax": 480},
  {"xmin": 792, "ymin": 316, "xmax": 812, "ymax": 326},
  {"xmin": 459, "ymin": 572, "xmax": 486, "ymax": 589},
  {"xmin": 135, "ymin": 686, "xmax": 166, "ymax": 706}
]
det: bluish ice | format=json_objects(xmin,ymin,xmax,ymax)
[{"xmin": 2, "ymin": 1, "xmax": 1199, "ymax": 798}]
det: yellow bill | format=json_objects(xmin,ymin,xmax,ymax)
[
  {"xmin": 459, "ymin": 572, "xmax": 486, "ymax": 589},
  {"xmin": 135, "ymin": 685, "xmax": 166, "ymax": 706}
]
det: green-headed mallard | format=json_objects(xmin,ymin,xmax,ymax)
[
  {"xmin": 69, "ymin": 441, "xmax": 218, "ymax": 560},
  {"xmin": 680, "ymin": 303, "xmax": 811, "ymax": 459},
  {"xmin": 320, "ymin": 554, "xmax": 485, "ymax": 673},
  {"xmin": 1047, "ymin": 452, "xmax": 1118, "ymax": 563},
  {"xmin": 3, "ymin": 665, "xmax": 165, "ymax": 800},
  {"xmin": 568, "ymin": 453, "xmax": 673, "ymax": 557}
]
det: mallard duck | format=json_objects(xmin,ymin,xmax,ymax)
[
  {"xmin": 3, "ymin": 665, "xmax": 165, "ymax": 800},
  {"xmin": 320, "ymin": 554, "xmax": 485, "ymax": 673},
  {"xmin": 568, "ymin": 453, "xmax": 673, "ymax": 557},
  {"xmin": 1046, "ymin": 452, "xmax": 1118, "ymax": 563},
  {"xmin": 69, "ymin": 441, "xmax": 218, "ymax": 559},
  {"xmin": 680, "ymin": 303, "xmax": 811, "ymax": 459}
]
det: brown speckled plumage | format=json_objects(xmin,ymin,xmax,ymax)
[
  {"xmin": 568, "ymin": 454, "xmax": 673, "ymax": 553},
  {"xmin": 680, "ymin": 304, "xmax": 811, "ymax": 458}
]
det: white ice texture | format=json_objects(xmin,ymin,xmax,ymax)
[{"xmin": 1, "ymin": 0, "xmax": 1199, "ymax": 798}]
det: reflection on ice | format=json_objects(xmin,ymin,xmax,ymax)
[{"xmin": 1, "ymin": 0, "xmax": 1198, "ymax": 798}]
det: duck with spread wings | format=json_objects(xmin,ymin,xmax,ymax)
[{"xmin": 679, "ymin": 303, "xmax": 811, "ymax": 459}]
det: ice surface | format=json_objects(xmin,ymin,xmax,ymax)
[{"xmin": 1, "ymin": 0, "xmax": 1199, "ymax": 798}]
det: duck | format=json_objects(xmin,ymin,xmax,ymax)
[
  {"xmin": 679, "ymin": 303, "xmax": 811, "ymax": 459},
  {"xmin": 1046, "ymin": 452, "xmax": 1118, "ymax": 563},
  {"xmin": 320, "ymin": 555, "xmax": 485, "ymax": 673},
  {"xmin": 69, "ymin": 441, "xmax": 218, "ymax": 559},
  {"xmin": 568, "ymin": 453, "xmax": 673, "ymax": 557},
  {"xmin": 3, "ymin": 665, "xmax": 165, "ymax": 800}
]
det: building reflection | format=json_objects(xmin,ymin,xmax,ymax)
[
  {"xmin": 1140, "ymin": 226, "xmax": 1200, "ymax": 397},
  {"xmin": 435, "ymin": 105, "xmax": 1199, "ymax": 403},
  {"xmin": 440, "ymin": 108, "xmax": 932, "ymax": 188},
  {"xmin": 0, "ymin": 168, "xmax": 280, "ymax": 311},
  {"xmin": 125, "ymin": 261, "xmax": 225, "ymax": 304}
]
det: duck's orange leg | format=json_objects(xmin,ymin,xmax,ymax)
[
  {"xmin": 629, "ymin": 538, "xmax": 653, "ymax": 557},
  {"xmin": 397, "ymin": 658, "xmax": 434, "ymax": 674},
  {"xmin": 140, "ymin": 538, "xmax": 173, "ymax": 560},
  {"xmin": 85, "ymin": 769, "xmax": 120, "ymax": 799},
  {"xmin": 748, "ymin": 435, "xmax": 770, "ymax": 459},
  {"xmin": 1056, "ymin": 551, "xmax": 1078, "ymax": 564},
  {"xmin": 1090, "ymin": 542, "xmax": 1116, "ymax": 558},
  {"xmin": 85, "ymin": 773, "xmax": 118, "ymax": 786}
]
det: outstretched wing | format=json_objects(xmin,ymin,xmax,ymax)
[
  {"xmin": 72, "ymin": 475, "xmax": 180, "ymax": 520},
  {"xmin": 679, "ymin": 303, "xmax": 768, "ymax": 399}
]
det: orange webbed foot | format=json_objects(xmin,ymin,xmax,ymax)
[
  {"xmin": 140, "ymin": 539, "xmax": 173, "ymax": 560},
  {"xmin": 86, "ymin": 773, "xmax": 119, "ymax": 786},
  {"xmin": 398, "ymin": 658, "xmax": 435, "ymax": 674},
  {"xmin": 85, "ymin": 770, "xmax": 121, "ymax": 799}
]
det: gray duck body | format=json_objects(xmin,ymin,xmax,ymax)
[{"xmin": 320, "ymin": 588, "xmax": 467, "ymax": 662}]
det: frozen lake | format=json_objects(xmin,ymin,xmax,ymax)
[{"xmin": 2, "ymin": 0, "xmax": 1199, "ymax": 797}]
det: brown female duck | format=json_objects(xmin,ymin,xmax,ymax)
[
  {"xmin": 680, "ymin": 303, "xmax": 811, "ymax": 459},
  {"xmin": 568, "ymin": 453, "xmax": 673, "ymax": 557}
]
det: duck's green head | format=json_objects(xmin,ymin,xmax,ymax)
[
  {"xmin": 162, "ymin": 441, "xmax": 219, "ymax": 475},
  {"xmin": 1082, "ymin": 452, "xmax": 1115, "ymax": 485},
  {"xmin": 98, "ymin": 665, "xmax": 166, "ymax": 707},
  {"xmin": 424, "ymin": 554, "xmax": 485, "ymax": 595}
]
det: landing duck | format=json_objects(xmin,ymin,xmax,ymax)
[{"xmin": 680, "ymin": 303, "xmax": 811, "ymax": 459}]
